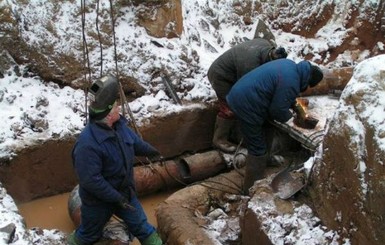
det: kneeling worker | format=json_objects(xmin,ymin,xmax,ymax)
[{"xmin": 68, "ymin": 75, "xmax": 163, "ymax": 245}]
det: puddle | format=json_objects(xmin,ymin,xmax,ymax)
[
  {"xmin": 18, "ymin": 190, "xmax": 176, "ymax": 244},
  {"xmin": 18, "ymin": 193, "xmax": 74, "ymax": 233}
]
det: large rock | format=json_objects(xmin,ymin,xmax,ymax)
[{"xmin": 310, "ymin": 55, "xmax": 385, "ymax": 245}]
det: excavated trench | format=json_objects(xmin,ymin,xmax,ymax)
[
  {"xmin": 0, "ymin": 1, "xmax": 383, "ymax": 243},
  {"xmin": 0, "ymin": 67, "xmax": 352, "ymax": 244}
]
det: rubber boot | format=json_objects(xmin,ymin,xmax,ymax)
[
  {"xmin": 141, "ymin": 232, "xmax": 163, "ymax": 245},
  {"xmin": 243, "ymin": 153, "xmax": 268, "ymax": 195},
  {"xmin": 212, "ymin": 116, "xmax": 237, "ymax": 153},
  {"xmin": 67, "ymin": 231, "xmax": 83, "ymax": 245}
]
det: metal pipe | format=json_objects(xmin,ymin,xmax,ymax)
[{"xmin": 300, "ymin": 67, "xmax": 353, "ymax": 96}]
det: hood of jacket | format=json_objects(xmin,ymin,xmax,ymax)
[{"xmin": 296, "ymin": 60, "xmax": 312, "ymax": 92}]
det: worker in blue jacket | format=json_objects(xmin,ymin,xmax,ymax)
[
  {"xmin": 226, "ymin": 59, "xmax": 323, "ymax": 195},
  {"xmin": 68, "ymin": 75, "xmax": 163, "ymax": 245}
]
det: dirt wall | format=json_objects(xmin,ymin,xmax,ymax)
[{"xmin": 0, "ymin": 104, "xmax": 217, "ymax": 203}]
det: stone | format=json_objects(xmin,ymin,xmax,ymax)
[{"xmin": 0, "ymin": 223, "xmax": 16, "ymax": 243}]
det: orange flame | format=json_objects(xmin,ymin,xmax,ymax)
[{"xmin": 295, "ymin": 98, "xmax": 309, "ymax": 118}]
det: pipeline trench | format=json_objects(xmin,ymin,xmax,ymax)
[{"xmin": 0, "ymin": 68, "xmax": 351, "ymax": 244}]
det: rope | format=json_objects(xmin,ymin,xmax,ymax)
[
  {"xmin": 108, "ymin": 0, "xmax": 141, "ymax": 137},
  {"xmin": 134, "ymin": 156, "xmax": 173, "ymax": 191},
  {"xmin": 108, "ymin": 0, "xmax": 119, "ymax": 79},
  {"xmin": 162, "ymin": 159, "xmax": 189, "ymax": 186},
  {"xmin": 140, "ymin": 156, "xmax": 188, "ymax": 188},
  {"xmin": 80, "ymin": 0, "xmax": 93, "ymax": 125},
  {"xmin": 95, "ymin": 0, "xmax": 103, "ymax": 77},
  {"xmin": 231, "ymin": 138, "xmax": 246, "ymax": 178}
]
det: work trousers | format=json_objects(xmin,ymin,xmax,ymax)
[
  {"xmin": 239, "ymin": 120, "xmax": 275, "ymax": 156},
  {"xmin": 76, "ymin": 195, "xmax": 155, "ymax": 244}
]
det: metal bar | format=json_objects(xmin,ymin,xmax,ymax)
[{"xmin": 161, "ymin": 73, "xmax": 182, "ymax": 105}]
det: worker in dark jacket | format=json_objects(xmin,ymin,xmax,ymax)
[
  {"xmin": 226, "ymin": 59, "xmax": 323, "ymax": 194},
  {"xmin": 68, "ymin": 75, "xmax": 163, "ymax": 245},
  {"xmin": 207, "ymin": 38, "xmax": 287, "ymax": 153}
]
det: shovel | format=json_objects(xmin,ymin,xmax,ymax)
[
  {"xmin": 271, "ymin": 158, "xmax": 318, "ymax": 199},
  {"xmin": 270, "ymin": 165, "xmax": 305, "ymax": 199}
]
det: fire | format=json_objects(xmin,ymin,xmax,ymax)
[
  {"xmin": 293, "ymin": 97, "xmax": 319, "ymax": 129},
  {"xmin": 295, "ymin": 98, "xmax": 309, "ymax": 119}
]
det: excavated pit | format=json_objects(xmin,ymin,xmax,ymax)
[
  {"xmin": 0, "ymin": 68, "xmax": 350, "ymax": 244},
  {"xmin": 0, "ymin": 99, "xmax": 326, "ymax": 245},
  {"xmin": 0, "ymin": 1, "xmax": 384, "ymax": 243}
]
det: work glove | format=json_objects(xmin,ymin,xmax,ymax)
[
  {"xmin": 147, "ymin": 149, "xmax": 164, "ymax": 163},
  {"xmin": 118, "ymin": 197, "xmax": 135, "ymax": 210},
  {"xmin": 271, "ymin": 47, "xmax": 288, "ymax": 60}
]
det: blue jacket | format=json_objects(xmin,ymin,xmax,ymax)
[
  {"xmin": 72, "ymin": 115, "xmax": 158, "ymax": 205},
  {"xmin": 226, "ymin": 59, "xmax": 312, "ymax": 125}
]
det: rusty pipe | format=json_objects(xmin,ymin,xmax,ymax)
[
  {"xmin": 135, "ymin": 150, "xmax": 225, "ymax": 196},
  {"xmin": 301, "ymin": 67, "xmax": 353, "ymax": 96}
]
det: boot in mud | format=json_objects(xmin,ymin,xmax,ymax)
[
  {"xmin": 141, "ymin": 232, "xmax": 163, "ymax": 245},
  {"xmin": 243, "ymin": 153, "xmax": 268, "ymax": 195},
  {"xmin": 212, "ymin": 116, "xmax": 237, "ymax": 153},
  {"xmin": 67, "ymin": 231, "xmax": 83, "ymax": 245}
]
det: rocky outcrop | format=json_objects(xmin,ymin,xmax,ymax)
[
  {"xmin": 1, "ymin": 0, "xmax": 384, "ymax": 98},
  {"xmin": 135, "ymin": 0, "xmax": 183, "ymax": 38},
  {"xmin": 0, "ymin": 1, "xmax": 184, "ymax": 98},
  {"xmin": 255, "ymin": 1, "xmax": 385, "ymax": 63},
  {"xmin": 310, "ymin": 55, "xmax": 385, "ymax": 245}
]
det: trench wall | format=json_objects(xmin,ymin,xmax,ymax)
[{"xmin": 0, "ymin": 104, "xmax": 217, "ymax": 203}]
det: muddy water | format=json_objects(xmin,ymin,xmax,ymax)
[{"xmin": 18, "ymin": 190, "xmax": 176, "ymax": 244}]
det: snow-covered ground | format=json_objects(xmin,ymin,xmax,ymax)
[{"xmin": 1, "ymin": 0, "xmax": 385, "ymax": 244}]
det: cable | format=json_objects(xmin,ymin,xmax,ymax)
[
  {"xmin": 108, "ymin": 0, "xmax": 141, "ymax": 137},
  {"xmin": 80, "ymin": 0, "xmax": 93, "ymax": 124},
  {"xmin": 95, "ymin": 0, "xmax": 103, "ymax": 77}
]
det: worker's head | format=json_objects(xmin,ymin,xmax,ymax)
[
  {"xmin": 269, "ymin": 47, "xmax": 288, "ymax": 60},
  {"xmin": 308, "ymin": 65, "xmax": 324, "ymax": 87},
  {"xmin": 88, "ymin": 74, "xmax": 120, "ymax": 120}
]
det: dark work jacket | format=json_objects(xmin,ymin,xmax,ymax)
[
  {"xmin": 226, "ymin": 59, "xmax": 312, "ymax": 126},
  {"xmin": 72, "ymin": 115, "xmax": 158, "ymax": 205},
  {"xmin": 207, "ymin": 38, "xmax": 275, "ymax": 99}
]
